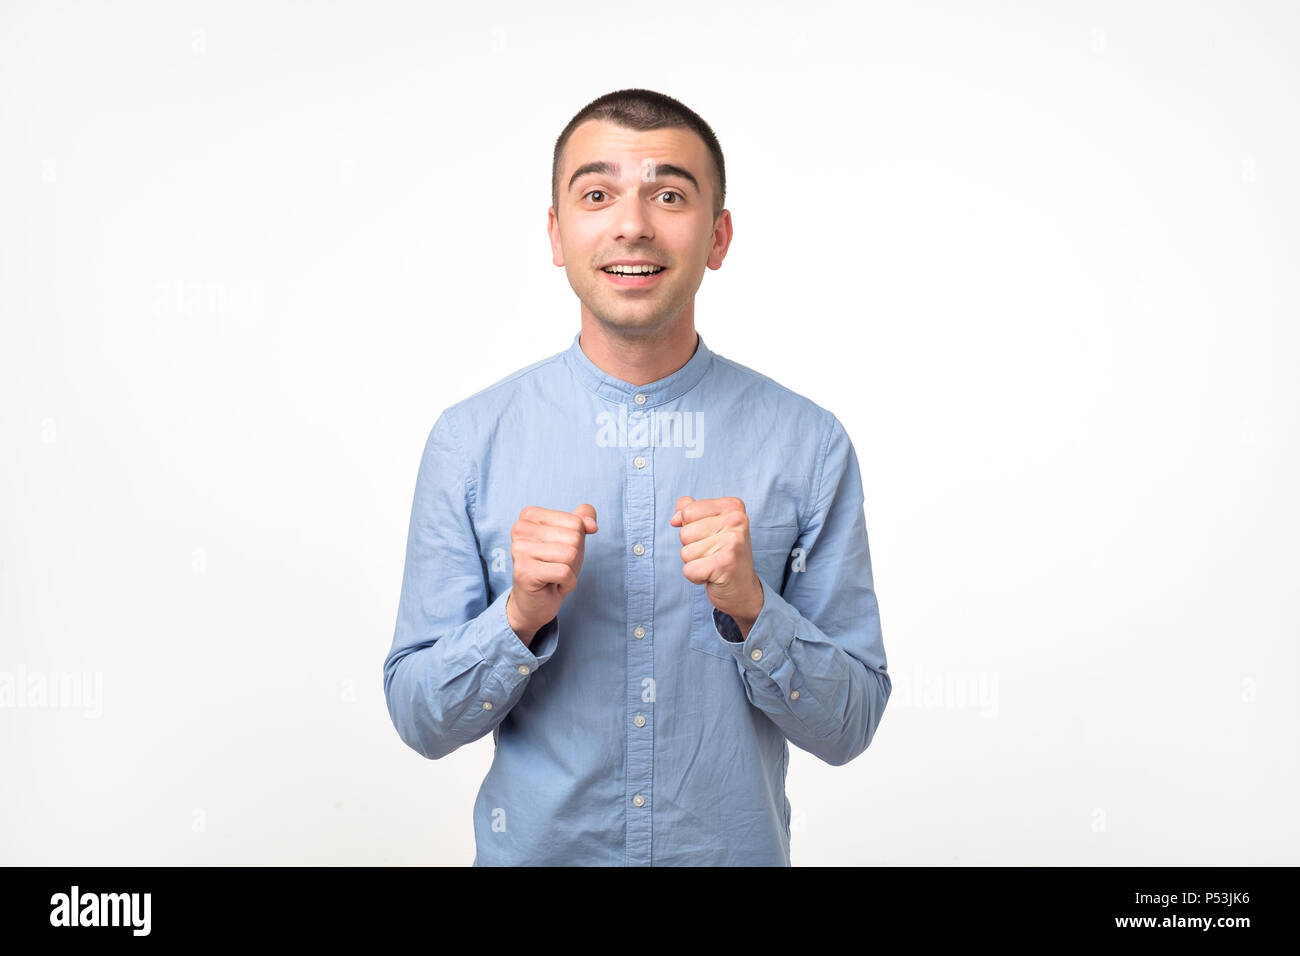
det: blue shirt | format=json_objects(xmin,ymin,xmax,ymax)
[{"xmin": 383, "ymin": 330, "xmax": 891, "ymax": 865}]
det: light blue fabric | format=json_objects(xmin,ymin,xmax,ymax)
[{"xmin": 383, "ymin": 331, "xmax": 891, "ymax": 865}]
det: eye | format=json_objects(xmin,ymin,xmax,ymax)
[
  {"xmin": 658, "ymin": 191, "xmax": 685, "ymax": 205},
  {"xmin": 582, "ymin": 189, "xmax": 608, "ymax": 204}
]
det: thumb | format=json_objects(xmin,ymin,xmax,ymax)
[
  {"xmin": 573, "ymin": 502, "xmax": 598, "ymax": 534},
  {"xmin": 671, "ymin": 495, "xmax": 695, "ymax": 527}
]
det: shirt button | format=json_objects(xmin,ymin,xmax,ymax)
[
  {"xmin": 633, "ymin": 625, "xmax": 646, "ymax": 639},
  {"xmin": 750, "ymin": 648, "xmax": 763, "ymax": 661},
  {"xmin": 634, "ymin": 393, "xmax": 647, "ymax": 405},
  {"xmin": 482, "ymin": 701, "xmax": 493, "ymax": 710},
  {"xmin": 517, "ymin": 664, "xmax": 530, "ymax": 675},
  {"xmin": 790, "ymin": 689, "xmax": 800, "ymax": 700},
  {"xmin": 633, "ymin": 456, "xmax": 646, "ymax": 468},
  {"xmin": 632, "ymin": 542, "xmax": 645, "ymax": 556},
  {"xmin": 632, "ymin": 794, "xmax": 646, "ymax": 807},
  {"xmin": 633, "ymin": 714, "xmax": 646, "ymax": 727}
]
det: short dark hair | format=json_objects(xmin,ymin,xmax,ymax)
[{"xmin": 551, "ymin": 88, "xmax": 726, "ymax": 222}]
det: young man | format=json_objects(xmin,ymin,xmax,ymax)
[{"xmin": 383, "ymin": 88, "xmax": 891, "ymax": 866}]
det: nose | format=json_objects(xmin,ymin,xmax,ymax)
[{"xmin": 612, "ymin": 191, "xmax": 654, "ymax": 243}]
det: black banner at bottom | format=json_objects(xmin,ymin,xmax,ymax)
[{"xmin": 0, "ymin": 865, "xmax": 1283, "ymax": 942}]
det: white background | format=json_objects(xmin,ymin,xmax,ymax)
[{"xmin": 2, "ymin": 0, "xmax": 1296, "ymax": 865}]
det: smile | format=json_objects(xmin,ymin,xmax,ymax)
[{"xmin": 600, "ymin": 266, "xmax": 667, "ymax": 287}]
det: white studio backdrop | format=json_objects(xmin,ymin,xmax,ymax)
[{"xmin": 1, "ymin": 0, "xmax": 1296, "ymax": 865}]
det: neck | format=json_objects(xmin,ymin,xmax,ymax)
[{"xmin": 576, "ymin": 310, "xmax": 699, "ymax": 387}]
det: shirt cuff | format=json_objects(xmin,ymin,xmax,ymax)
[
  {"xmin": 710, "ymin": 576, "xmax": 796, "ymax": 671},
  {"xmin": 472, "ymin": 589, "xmax": 559, "ymax": 694}
]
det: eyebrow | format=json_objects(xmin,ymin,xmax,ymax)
[{"xmin": 567, "ymin": 160, "xmax": 700, "ymax": 195}]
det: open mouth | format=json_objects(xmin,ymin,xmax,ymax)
[{"xmin": 600, "ymin": 265, "xmax": 667, "ymax": 287}]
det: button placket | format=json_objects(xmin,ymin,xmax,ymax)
[{"xmin": 624, "ymin": 439, "xmax": 655, "ymax": 864}]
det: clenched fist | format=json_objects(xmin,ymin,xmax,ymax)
[
  {"xmin": 505, "ymin": 503, "xmax": 598, "ymax": 646},
  {"xmin": 671, "ymin": 495, "xmax": 765, "ymax": 639}
]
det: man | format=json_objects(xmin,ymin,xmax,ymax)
[{"xmin": 383, "ymin": 88, "xmax": 891, "ymax": 866}]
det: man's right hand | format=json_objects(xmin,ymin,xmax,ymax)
[{"xmin": 505, "ymin": 503, "xmax": 598, "ymax": 646}]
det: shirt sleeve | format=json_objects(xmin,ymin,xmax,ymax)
[
  {"xmin": 383, "ymin": 409, "xmax": 559, "ymax": 760},
  {"xmin": 708, "ymin": 411, "xmax": 891, "ymax": 766}
]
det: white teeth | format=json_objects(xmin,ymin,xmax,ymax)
[{"xmin": 603, "ymin": 264, "xmax": 663, "ymax": 275}]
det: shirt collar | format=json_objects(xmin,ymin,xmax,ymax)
[{"xmin": 563, "ymin": 329, "xmax": 713, "ymax": 407}]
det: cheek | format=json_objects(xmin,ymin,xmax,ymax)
[
  {"xmin": 558, "ymin": 225, "xmax": 597, "ymax": 265},
  {"xmin": 678, "ymin": 235, "xmax": 714, "ymax": 273}
]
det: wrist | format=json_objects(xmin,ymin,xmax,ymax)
[
  {"xmin": 505, "ymin": 592, "xmax": 538, "ymax": 647},
  {"xmin": 733, "ymin": 575, "xmax": 764, "ymax": 638}
]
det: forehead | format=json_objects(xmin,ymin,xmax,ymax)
[{"xmin": 562, "ymin": 119, "xmax": 709, "ymax": 178}]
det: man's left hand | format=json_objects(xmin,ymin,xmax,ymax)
[{"xmin": 671, "ymin": 495, "xmax": 764, "ymax": 639}]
